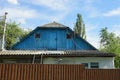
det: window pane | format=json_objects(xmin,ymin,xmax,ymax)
[
  {"xmin": 82, "ymin": 63, "xmax": 88, "ymax": 68},
  {"xmin": 90, "ymin": 62, "xmax": 99, "ymax": 68},
  {"xmin": 35, "ymin": 33, "xmax": 40, "ymax": 38},
  {"xmin": 66, "ymin": 33, "xmax": 72, "ymax": 39}
]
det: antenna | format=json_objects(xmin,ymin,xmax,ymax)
[{"xmin": 1, "ymin": 12, "xmax": 8, "ymax": 51}]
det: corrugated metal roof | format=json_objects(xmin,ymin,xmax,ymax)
[
  {"xmin": 0, "ymin": 50, "xmax": 115, "ymax": 57},
  {"xmin": 40, "ymin": 21, "xmax": 67, "ymax": 28},
  {"xmin": 0, "ymin": 50, "xmax": 64, "ymax": 55}
]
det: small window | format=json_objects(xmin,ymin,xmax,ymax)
[
  {"xmin": 3, "ymin": 60, "xmax": 16, "ymax": 63},
  {"xmin": 66, "ymin": 33, "xmax": 72, "ymax": 39},
  {"xmin": 35, "ymin": 33, "xmax": 40, "ymax": 38},
  {"xmin": 82, "ymin": 63, "xmax": 88, "ymax": 68},
  {"xmin": 90, "ymin": 62, "xmax": 99, "ymax": 68}
]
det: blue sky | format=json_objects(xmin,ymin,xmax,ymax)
[{"xmin": 0, "ymin": 0, "xmax": 120, "ymax": 48}]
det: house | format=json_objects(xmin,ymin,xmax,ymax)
[{"xmin": 0, "ymin": 22, "xmax": 115, "ymax": 69}]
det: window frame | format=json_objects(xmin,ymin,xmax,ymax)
[
  {"xmin": 35, "ymin": 33, "xmax": 40, "ymax": 38},
  {"xmin": 66, "ymin": 33, "xmax": 72, "ymax": 39},
  {"xmin": 90, "ymin": 62, "xmax": 99, "ymax": 68},
  {"xmin": 82, "ymin": 63, "xmax": 89, "ymax": 68}
]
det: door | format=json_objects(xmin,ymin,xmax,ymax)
[{"xmin": 48, "ymin": 32, "xmax": 57, "ymax": 50}]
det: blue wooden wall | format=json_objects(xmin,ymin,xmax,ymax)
[{"xmin": 13, "ymin": 27, "xmax": 96, "ymax": 50}]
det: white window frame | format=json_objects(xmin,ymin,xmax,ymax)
[{"xmin": 81, "ymin": 62, "xmax": 99, "ymax": 68}]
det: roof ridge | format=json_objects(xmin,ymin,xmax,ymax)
[{"xmin": 40, "ymin": 21, "xmax": 67, "ymax": 28}]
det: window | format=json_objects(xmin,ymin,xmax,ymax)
[
  {"xmin": 66, "ymin": 33, "xmax": 72, "ymax": 39},
  {"xmin": 3, "ymin": 60, "xmax": 16, "ymax": 63},
  {"xmin": 90, "ymin": 62, "xmax": 99, "ymax": 68},
  {"xmin": 35, "ymin": 33, "xmax": 40, "ymax": 38},
  {"xmin": 82, "ymin": 63, "xmax": 88, "ymax": 68}
]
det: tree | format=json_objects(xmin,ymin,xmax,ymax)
[
  {"xmin": 0, "ymin": 20, "xmax": 30, "ymax": 50},
  {"xmin": 0, "ymin": 16, "xmax": 5, "ymax": 37},
  {"xmin": 74, "ymin": 14, "xmax": 86, "ymax": 39},
  {"xmin": 100, "ymin": 27, "xmax": 120, "ymax": 68}
]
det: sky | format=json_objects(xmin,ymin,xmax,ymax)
[{"xmin": 0, "ymin": 0, "xmax": 120, "ymax": 49}]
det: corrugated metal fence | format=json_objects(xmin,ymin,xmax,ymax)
[
  {"xmin": 0, "ymin": 64, "xmax": 120, "ymax": 80},
  {"xmin": 85, "ymin": 69, "xmax": 120, "ymax": 80},
  {"xmin": 0, "ymin": 64, "xmax": 85, "ymax": 80}
]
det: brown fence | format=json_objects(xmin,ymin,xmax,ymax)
[
  {"xmin": 85, "ymin": 69, "xmax": 120, "ymax": 80},
  {"xmin": 0, "ymin": 64, "xmax": 120, "ymax": 80},
  {"xmin": 0, "ymin": 64, "xmax": 85, "ymax": 80}
]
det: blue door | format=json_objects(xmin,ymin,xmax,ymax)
[{"xmin": 48, "ymin": 32, "xmax": 57, "ymax": 50}]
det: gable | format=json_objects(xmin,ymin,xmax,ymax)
[
  {"xmin": 12, "ymin": 26, "xmax": 96, "ymax": 50},
  {"xmin": 67, "ymin": 28, "xmax": 97, "ymax": 50}
]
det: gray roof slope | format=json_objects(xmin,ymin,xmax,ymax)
[
  {"xmin": 0, "ymin": 50, "xmax": 115, "ymax": 57},
  {"xmin": 40, "ymin": 21, "xmax": 67, "ymax": 28}
]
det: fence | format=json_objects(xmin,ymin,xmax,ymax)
[{"xmin": 0, "ymin": 64, "xmax": 120, "ymax": 80}]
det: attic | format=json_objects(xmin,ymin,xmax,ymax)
[{"xmin": 12, "ymin": 22, "xmax": 96, "ymax": 50}]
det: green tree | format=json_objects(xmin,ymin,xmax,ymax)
[
  {"xmin": 100, "ymin": 27, "xmax": 120, "ymax": 68},
  {"xmin": 0, "ymin": 17, "xmax": 4, "ymax": 36},
  {"xmin": 0, "ymin": 21, "xmax": 30, "ymax": 49},
  {"xmin": 74, "ymin": 14, "xmax": 86, "ymax": 39}
]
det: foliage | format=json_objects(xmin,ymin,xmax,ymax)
[
  {"xmin": 0, "ymin": 21, "xmax": 30, "ymax": 49},
  {"xmin": 100, "ymin": 27, "xmax": 120, "ymax": 68},
  {"xmin": 0, "ymin": 18, "xmax": 4, "ymax": 36},
  {"xmin": 74, "ymin": 14, "xmax": 86, "ymax": 39},
  {"xmin": 114, "ymin": 56, "xmax": 120, "ymax": 68}
]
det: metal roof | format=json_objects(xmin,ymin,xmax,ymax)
[
  {"xmin": 0, "ymin": 50, "xmax": 64, "ymax": 55},
  {"xmin": 40, "ymin": 21, "xmax": 67, "ymax": 28},
  {"xmin": 0, "ymin": 50, "xmax": 115, "ymax": 57}
]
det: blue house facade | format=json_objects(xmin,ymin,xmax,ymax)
[
  {"xmin": 0, "ymin": 22, "xmax": 115, "ymax": 69},
  {"xmin": 12, "ymin": 22, "xmax": 96, "ymax": 50}
]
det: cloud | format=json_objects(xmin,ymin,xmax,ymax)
[
  {"xmin": 0, "ymin": 0, "xmax": 71, "ymax": 25},
  {"xmin": 79, "ymin": 0, "xmax": 100, "ymax": 18},
  {"xmin": 85, "ymin": 23, "xmax": 98, "ymax": 32},
  {"xmin": 87, "ymin": 35, "xmax": 100, "ymax": 49},
  {"xmin": 7, "ymin": 0, "xmax": 18, "ymax": 4},
  {"xmin": 0, "ymin": 7, "xmax": 39, "ymax": 24},
  {"xmin": 86, "ymin": 23, "xmax": 120, "ymax": 48},
  {"xmin": 0, "ymin": 6, "xmax": 68, "ymax": 26},
  {"xmin": 103, "ymin": 8, "xmax": 120, "ymax": 17},
  {"xmin": 85, "ymin": 23, "xmax": 100, "ymax": 48},
  {"xmin": 108, "ymin": 24, "xmax": 120, "ymax": 36},
  {"xmin": 27, "ymin": 0, "xmax": 69, "ymax": 11},
  {"xmin": 83, "ymin": 0, "xmax": 97, "ymax": 4},
  {"xmin": 43, "ymin": 12, "xmax": 68, "ymax": 21},
  {"xmin": 5, "ymin": 8, "xmax": 38, "ymax": 18},
  {"xmin": 17, "ymin": 18, "xmax": 26, "ymax": 24}
]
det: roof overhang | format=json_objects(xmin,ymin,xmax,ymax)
[{"xmin": 0, "ymin": 50, "xmax": 115, "ymax": 57}]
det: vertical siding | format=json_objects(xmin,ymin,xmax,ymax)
[
  {"xmin": 13, "ymin": 28, "xmax": 96, "ymax": 50},
  {"xmin": 0, "ymin": 64, "xmax": 120, "ymax": 80},
  {"xmin": 57, "ymin": 30, "xmax": 66, "ymax": 50},
  {"xmin": 85, "ymin": 69, "xmax": 120, "ymax": 80},
  {"xmin": 0, "ymin": 64, "xmax": 85, "ymax": 80}
]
